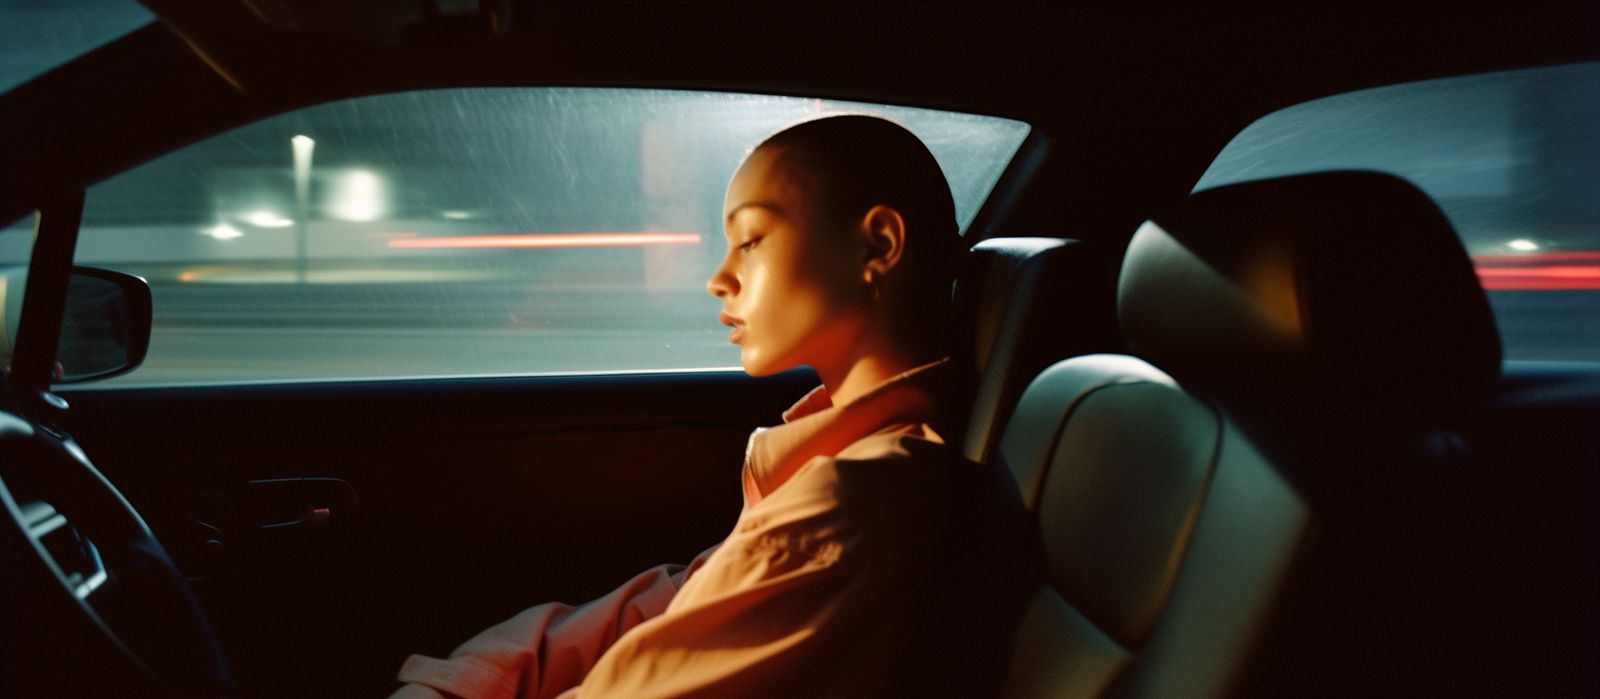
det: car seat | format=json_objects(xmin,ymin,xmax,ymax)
[
  {"xmin": 947, "ymin": 237, "xmax": 1118, "ymax": 463},
  {"xmin": 995, "ymin": 171, "xmax": 1502, "ymax": 697}
]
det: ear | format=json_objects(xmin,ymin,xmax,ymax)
[{"xmin": 859, "ymin": 204, "xmax": 907, "ymax": 280}]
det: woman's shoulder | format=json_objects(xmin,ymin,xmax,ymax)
[
  {"xmin": 834, "ymin": 420, "xmax": 950, "ymax": 459},
  {"xmin": 810, "ymin": 425, "xmax": 969, "ymax": 507}
]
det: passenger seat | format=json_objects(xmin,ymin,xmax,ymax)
[{"xmin": 996, "ymin": 171, "xmax": 1502, "ymax": 697}]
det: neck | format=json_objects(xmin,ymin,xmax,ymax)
[{"xmin": 816, "ymin": 337, "xmax": 939, "ymax": 407}]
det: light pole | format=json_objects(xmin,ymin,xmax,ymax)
[{"xmin": 291, "ymin": 135, "xmax": 315, "ymax": 283}]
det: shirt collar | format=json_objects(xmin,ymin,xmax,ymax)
[{"xmin": 743, "ymin": 358, "xmax": 955, "ymax": 507}]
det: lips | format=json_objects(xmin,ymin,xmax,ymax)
[{"xmin": 719, "ymin": 311, "xmax": 745, "ymax": 344}]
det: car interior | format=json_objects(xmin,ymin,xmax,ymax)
[{"xmin": 1, "ymin": 1, "xmax": 1596, "ymax": 697}]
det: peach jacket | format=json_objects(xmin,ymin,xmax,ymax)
[{"xmin": 392, "ymin": 358, "xmax": 1029, "ymax": 698}]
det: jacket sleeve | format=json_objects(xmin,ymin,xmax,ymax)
[
  {"xmin": 392, "ymin": 547, "xmax": 717, "ymax": 699},
  {"xmin": 569, "ymin": 558, "xmax": 865, "ymax": 699}
]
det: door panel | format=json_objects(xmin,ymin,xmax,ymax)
[
  {"xmin": 57, "ymin": 369, "xmax": 813, "ymax": 697},
  {"xmin": 1454, "ymin": 363, "xmax": 1600, "ymax": 694}
]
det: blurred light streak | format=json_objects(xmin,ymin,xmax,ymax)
[
  {"xmin": 203, "ymin": 224, "xmax": 244, "ymax": 240},
  {"xmin": 1474, "ymin": 250, "xmax": 1600, "ymax": 289},
  {"xmin": 244, "ymin": 211, "xmax": 293, "ymax": 228},
  {"xmin": 1477, "ymin": 265, "xmax": 1600, "ymax": 290},
  {"xmin": 1476, "ymin": 266, "xmax": 1600, "ymax": 279},
  {"xmin": 1473, "ymin": 251, "xmax": 1600, "ymax": 263},
  {"xmin": 388, "ymin": 233, "xmax": 702, "ymax": 249}
]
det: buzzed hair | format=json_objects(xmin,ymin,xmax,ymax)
[{"xmin": 755, "ymin": 115, "xmax": 963, "ymax": 314}]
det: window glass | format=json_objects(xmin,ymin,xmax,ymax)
[
  {"xmin": 0, "ymin": 215, "xmax": 34, "ymax": 264},
  {"xmin": 78, "ymin": 89, "xmax": 1031, "ymax": 385},
  {"xmin": 1197, "ymin": 62, "xmax": 1600, "ymax": 362},
  {"xmin": 0, "ymin": 214, "xmax": 37, "ymax": 374}
]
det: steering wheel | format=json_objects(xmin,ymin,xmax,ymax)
[{"xmin": 0, "ymin": 409, "xmax": 234, "ymax": 697}]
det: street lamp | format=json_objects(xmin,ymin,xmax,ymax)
[{"xmin": 291, "ymin": 135, "xmax": 315, "ymax": 283}]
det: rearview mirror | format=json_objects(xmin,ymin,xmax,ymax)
[{"xmin": 0, "ymin": 266, "xmax": 153, "ymax": 384}]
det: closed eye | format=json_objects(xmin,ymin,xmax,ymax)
[{"xmin": 738, "ymin": 236, "xmax": 763, "ymax": 252}]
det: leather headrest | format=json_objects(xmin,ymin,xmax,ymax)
[
  {"xmin": 948, "ymin": 238, "xmax": 1117, "ymax": 461},
  {"xmin": 1118, "ymin": 171, "xmax": 1501, "ymax": 418}
]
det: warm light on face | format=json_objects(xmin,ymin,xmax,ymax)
[
  {"xmin": 243, "ymin": 211, "xmax": 293, "ymax": 228},
  {"xmin": 711, "ymin": 146, "xmax": 869, "ymax": 378},
  {"xmin": 203, "ymin": 223, "xmax": 245, "ymax": 240},
  {"xmin": 330, "ymin": 169, "xmax": 387, "ymax": 222}
]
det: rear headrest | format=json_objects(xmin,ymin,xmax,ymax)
[
  {"xmin": 1118, "ymin": 171, "xmax": 1501, "ymax": 418},
  {"xmin": 947, "ymin": 238, "xmax": 1117, "ymax": 462}
]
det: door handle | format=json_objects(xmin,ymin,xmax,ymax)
[{"xmin": 242, "ymin": 477, "xmax": 362, "ymax": 532}]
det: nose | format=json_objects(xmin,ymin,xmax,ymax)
[{"xmin": 706, "ymin": 253, "xmax": 737, "ymax": 299}]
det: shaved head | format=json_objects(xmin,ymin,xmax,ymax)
[{"xmin": 751, "ymin": 115, "xmax": 962, "ymax": 339}]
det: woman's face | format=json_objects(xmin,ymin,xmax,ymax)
[{"xmin": 708, "ymin": 146, "xmax": 868, "ymax": 376}]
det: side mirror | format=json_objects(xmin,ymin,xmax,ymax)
[
  {"xmin": 52, "ymin": 267, "xmax": 153, "ymax": 384},
  {"xmin": 0, "ymin": 265, "xmax": 151, "ymax": 384}
]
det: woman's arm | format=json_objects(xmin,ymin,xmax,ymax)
[{"xmin": 392, "ymin": 547, "xmax": 717, "ymax": 699}]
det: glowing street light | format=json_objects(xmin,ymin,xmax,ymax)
[
  {"xmin": 244, "ymin": 210, "xmax": 293, "ymax": 228},
  {"xmin": 330, "ymin": 169, "xmax": 387, "ymax": 222},
  {"xmin": 203, "ymin": 224, "xmax": 244, "ymax": 240},
  {"xmin": 292, "ymin": 135, "xmax": 315, "ymax": 282}
]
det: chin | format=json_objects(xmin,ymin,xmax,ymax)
[
  {"xmin": 739, "ymin": 348, "xmax": 794, "ymax": 378},
  {"xmin": 740, "ymin": 356, "xmax": 778, "ymax": 377}
]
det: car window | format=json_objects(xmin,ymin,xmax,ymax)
[
  {"xmin": 0, "ymin": 215, "xmax": 33, "ymax": 263},
  {"xmin": 1197, "ymin": 61, "xmax": 1600, "ymax": 362},
  {"xmin": 75, "ymin": 89, "xmax": 1030, "ymax": 385},
  {"xmin": 0, "ymin": 214, "xmax": 35, "ymax": 372}
]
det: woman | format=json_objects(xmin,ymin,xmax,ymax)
[{"xmin": 394, "ymin": 115, "xmax": 1028, "ymax": 698}]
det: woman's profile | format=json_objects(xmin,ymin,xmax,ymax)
[{"xmin": 393, "ymin": 114, "xmax": 1028, "ymax": 699}]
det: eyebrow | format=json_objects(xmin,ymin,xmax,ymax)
[{"xmin": 724, "ymin": 201, "xmax": 786, "ymax": 225}]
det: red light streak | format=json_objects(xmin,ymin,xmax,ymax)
[
  {"xmin": 1476, "ymin": 266, "xmax": 1600, "ymax": 279},
  {"xmin": 1471, "ymin": 250, "xmax": 1600, "ymax": 290},
  {"xmin": 1472, "ymin": 251, "xmax": 1600, "ymax": 264},
  {"xmin": 1476, "ymin": 265, "xmax": 1600, "ymax": 290},
  {"xmin": 1479, "ymin": 278, "xmax": 1600, "ymax": 290},
  {"xmin": 387, "ymin": 232, "xmax": 701, "ymax": 249}
]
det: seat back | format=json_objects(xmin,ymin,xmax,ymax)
[
  {"xmin": 996, "ymin": 171, "xmax": 1501, "ymax": 697},
  {"xmin": 997, "ymin": 355, "xmax": 1307, "ymax": 697}
]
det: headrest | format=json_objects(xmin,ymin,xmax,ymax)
[
  {"xmin": 1118, "ymin": 171, "xmax": 1501, "ymax": 418},
  {"xmin": 947, "ymin": 237, "xmax": 1117, "ymax": 462}
]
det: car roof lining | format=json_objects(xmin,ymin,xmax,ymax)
[{"xmin": 2, "ymin": 0, "xmax": 1597, "ymax": 241}]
